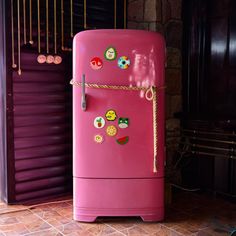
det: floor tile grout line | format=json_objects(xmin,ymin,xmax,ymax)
[
  {"xmin": 42, "ymin": 214, "xmax": 99, "ymax": 236},
  {"xmin": 106, "ymin": 223, "xmax": 144, "ymax": 236},
  {"xmin": 0, "ymin": 212, "xmax": 33, "ymax": 235},
  {"xmin": 22, "ymin": 228, "xmax": 59, "ymax": 236},
  {"xmin": 31, "ymin": 204, "xmax": 74, "ymax": 228},
  {"xmin": 27, "ymin": 208, "xmax": 66, "ymax": 236},
  {"xmin": 160, "ymin": 224, "xmax": 187, "ymax": 236},
  {"xmin": 103, "ymin": 223, "xmax": 128, "ymax": 236},
  {"xmin": 38, "ymin": 205, "xmax": 73, "ymax": 222},
  {"xmin": 19, "ymin": 210, "xmax": 51, "ymax": 235},
  {"xmin": 47, "ymin": 202, "xmax": 72, "ymax": 211},
  {"xmin": 22, "ymin": 217, "xmax": 50, "ymax": 236}
]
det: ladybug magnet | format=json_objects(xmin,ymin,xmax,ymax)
[{"xmin": 90, "ymin": 57, "xmax": 103, "ymax": 70}]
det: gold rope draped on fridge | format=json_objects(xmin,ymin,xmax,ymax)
[
  {"xmin": 11, "ymin": 0, "xmax": 17, "ymax": 68},
  {"xmin": 70, "ymin": 80, "xmax": 166, "ymax": 173}
]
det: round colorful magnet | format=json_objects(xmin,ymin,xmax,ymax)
[
  {"xmin": 94, "ymin": 117, "xmax": 105, "ymax": 128},
  {"xmin": 94, "ymin": 134, "xmax": 104, "ymax": 144},
  {"xmin": 118, "ymin": 118, "xmax": 129, "ymax": 128},
  {"xmin": 90, "ymin": 57, "xmax": 103, "ymax": 70},
  {"xmin": 106, "ymin": 125, "xmax": 117, "ymax": 137},
  {"xmin": 104, "ymin": 47, "xmax": 117, "ymax": 61},
  {"xmin": 118, "ymin": 56, "xmax": 130, "ymax": 69},
  {"xmin": 105, "ymin": 110, "xmax": 117, "ymax": 121},
  {"xmin": 116, "ymin": 136, "xmax": 129, "ymax": 145}
]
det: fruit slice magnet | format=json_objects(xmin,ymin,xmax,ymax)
[
  {"xmin": 94, "ymin": 134, "xmax": 104, "ymax": 144},
  {"xmin": 94, "ymin": 116, "xmax": 105, "ymax": 128},
  {"xmin": 106, "ymin": 125, "xmax": 117, "ymax": 136},
  {"xmin": 90, "ymin": 57, "xmax": 103, "ymax": 70},
  {"xmin": 104, "ymin": 47, "xmax": 117, "ymax": 61},
  {"xmin": 116, "ymin": 136, "xmax": 129, "ymax": 145},
  {"xmin": 118, "ymin": 118, "xmax": 129, "ymax": 128}
]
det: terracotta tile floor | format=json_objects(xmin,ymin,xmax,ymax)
[{"xmin": 0, "ymin": 192, "xmax": 235, "ymax": 236}]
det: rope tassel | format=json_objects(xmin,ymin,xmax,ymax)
[
  {"xmin": 145, "ymin": 86, "xmax": 158, "ymax": 173},
  {"xmin": 70, "ymin": 80, "xmax": 164, "ymax": 173}
]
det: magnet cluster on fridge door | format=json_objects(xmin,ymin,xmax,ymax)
[
  {"xmin": 90, "ymin": 46, "xmax": 131, "ymax": 70},
  {"xmin": 93, "ymin": 110, "xmax": 129, "ymax": 145}
]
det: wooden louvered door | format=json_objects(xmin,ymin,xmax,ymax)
[
  {"xmin": 0, "ymin": 0, "xmax": 127, "ymax": 203},
  {"xmin": 12, "ymin": 52, "xmax": 72, "ymax": 202}
]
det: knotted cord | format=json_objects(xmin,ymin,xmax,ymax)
[{"xmin": 70, "ymin": 79, "xmax": 165, "ymax": 173}]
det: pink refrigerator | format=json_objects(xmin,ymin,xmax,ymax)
[{"xmin": 72, "ymin": 29, "xmax": 165, "ymax": 222}]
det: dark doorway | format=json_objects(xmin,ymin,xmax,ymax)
[{"xmin": 181, "ymin": 0, "xmax": 236, "ymax": 198}]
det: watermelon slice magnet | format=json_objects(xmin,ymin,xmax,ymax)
[{"xmin": 116, "ymin": 136, "xmax": 129, "ymax": 145}]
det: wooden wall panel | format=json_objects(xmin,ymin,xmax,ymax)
[
  {"xmin": 1, "ymin": 0, "xmax": 127, "ymax": 203},
  {"xmin": 12, "ymin": 51, "xmax": 72, "ymax": 202}
]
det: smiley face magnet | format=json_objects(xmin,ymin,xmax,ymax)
[
  {"xmin": 90, "ymin": 57, "xmax": 103, "ymax": 70},
  {"xmin": 105, "ymin": 110, "xmax": 117, "ymax": 121},
  {"xmin": 104, "ymin": 47, "xmax": 117, "ymax": 61}
]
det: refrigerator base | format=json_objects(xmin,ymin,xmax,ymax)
[
  {"xmin": 74, "ymin": 207, "xmax": 164, "ymax": 222},
  {"xmin": 73, "ymin": 177, "xmax": 164, "ymax": 222}
]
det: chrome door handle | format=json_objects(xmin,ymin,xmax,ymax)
[{"xmin": 81, "ymin": 74, "xmax": 86, "ymax": 111}]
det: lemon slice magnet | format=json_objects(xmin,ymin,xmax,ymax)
[{"xmin": 106, "ymin": 125, "xmax": 117, "ymax": 137}]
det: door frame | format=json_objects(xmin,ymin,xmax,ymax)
[{"xmin": 0, "ymin": 0, "xmax": 16, "ymax": 203}]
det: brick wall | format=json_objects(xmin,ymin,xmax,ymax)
[{"xmin": 128, "ymin": 0, "xmax": 182, "ymax": 183}]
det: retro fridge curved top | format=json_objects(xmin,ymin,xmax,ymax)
[{"xmin": 72, "ymin": 29, "xmax": 165, "ymax": 222}]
